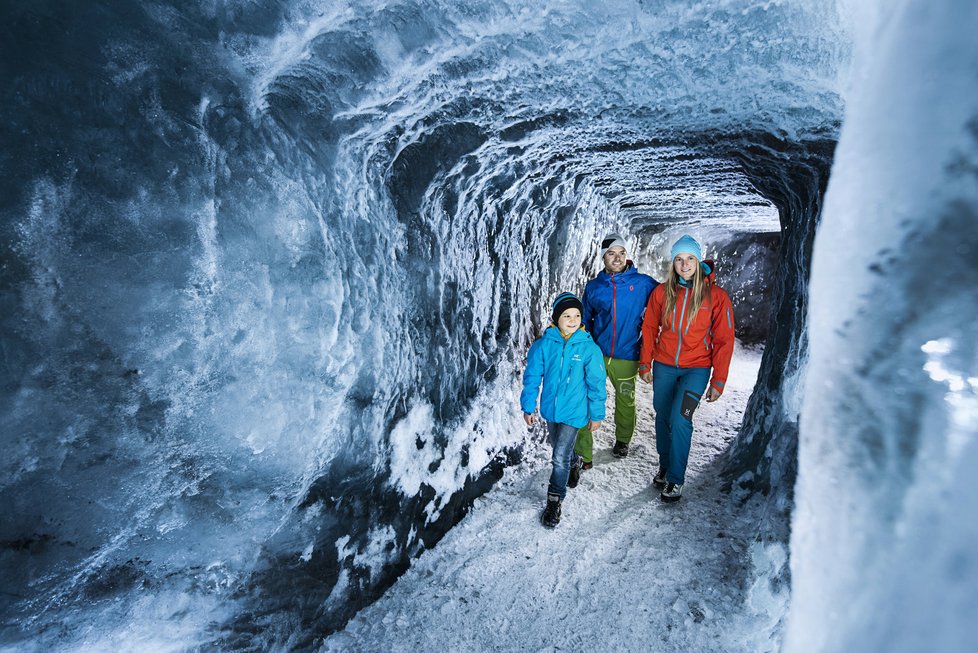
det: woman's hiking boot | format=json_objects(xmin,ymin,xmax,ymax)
[
  {"xmin": 652, "ymin": 466, "xmax": 667, "ymax": 488},
  {"xmin": 661, "ymin": 483, "xmax": 683, "ymax": 503}
]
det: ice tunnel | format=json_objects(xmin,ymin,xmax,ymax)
[{"xmin": 2, "ymin": 0, "xmax": 976, "ymax": 651}]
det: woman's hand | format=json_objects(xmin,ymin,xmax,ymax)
[
  {"xmin": 523, "ymin": 413, "xmax": 537, "ymax": 426},
  {"xmin": 639, "ymin": 371, "xmax": 652, "ymax": 384},
  {"xmin": 706, "ymin": 387, "xmax": 722, "ymax": 402}
]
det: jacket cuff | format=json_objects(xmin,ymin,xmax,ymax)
[{"xmin": 710, "ymin": 379, "xmax": 725, "ymax": 394}]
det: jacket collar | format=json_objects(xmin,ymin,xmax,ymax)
[
  {"xmin": 545, "ymin": 325, "xmax": 588, "ymax": 343},
  {"xmin": 597, "ymin": 262, "xmax": 636, "ymax": 282}
]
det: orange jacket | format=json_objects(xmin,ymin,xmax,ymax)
[{"xmin": 638, "ymin": 262, "xmax": 735, "ymax": 395}]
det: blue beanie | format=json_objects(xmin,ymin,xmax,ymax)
[
  {"xmin": 670, "ymin": 234, "xmax": 703, "ymax": 260},
  {"xmin": 551, "ymin": 292, "xmax": 583, "ymax": 324}
]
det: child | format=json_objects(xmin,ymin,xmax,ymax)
[{"xmin": 520, "ymin": 292, "xmax": 607, "ymax": 527}]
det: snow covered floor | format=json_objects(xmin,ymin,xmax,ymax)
[{"xmin": 323, "ymin": 344, "xmax": 784, "ymax": 653}]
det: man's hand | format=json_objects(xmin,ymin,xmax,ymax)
[
  {"xmin": 706, "ymin": 387, "xmax": 722, "ymax": 402},
  {"xmin": 588, "ymin": 420, "xmax": 602, "ymax": 433},
  {"xmin": 639, "ymin": 371, "xmax": 652, "ymax": 384},
  {"xmin": 523, "ymin": 413, "xmax": 537, "ymax": 426}
]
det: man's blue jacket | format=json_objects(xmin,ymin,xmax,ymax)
[
  {"xmin": 582, "ymin": 264, "xmax": 658, "ymax": 362},
  {"xmin": 520, "ymin": 327, "xmax": 607, "ymax": 428}
]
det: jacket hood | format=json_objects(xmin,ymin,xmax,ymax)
[{"xmin": 702, "ymin": 259, "xmax": 716, "ymax": 283}]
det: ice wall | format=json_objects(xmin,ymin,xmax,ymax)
[
  {"xmin": 785, "ymin": 1, "xmax": 978, "ymax": 651},
  {"xmin": 722, "ymin": 138, "xmax": 835, "ymax": 526}
]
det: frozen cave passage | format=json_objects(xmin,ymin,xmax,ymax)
[
  {"xmin": 0, "ymin": 2, "xmax": 845, "ymax": 648},
  {"xmin": 5, "ymin": 1, "xmax": 978, "ymax": 651},
  {"xmin": 335, "ymin": 119, "xmax": 838, "ymax": 631}
]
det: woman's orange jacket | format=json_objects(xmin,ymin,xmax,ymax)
[{"xmin": 638, "ymin": 263, "xmax": 735, "ymax": 395}]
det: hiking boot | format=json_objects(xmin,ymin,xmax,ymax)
[
  {"xmin": 541, "ymin": 493, "xmax": 562, "ymax": 528},
  {"xmin": 652, "ymin": 467, "xmax": 667, "ymax": 489},
  {"xmin": 581, "ymin": 461, "xmax": 593, "ymax": 471},
  {"xmin": 612, "ymin": 441, "xmax": 629, "ymax": 458},
  {"xmin": 661, "ymin": 483, "xmax": 684, "ymax": 503},
  {"xmin": 567, "ymin": 457, "xmax": 583, "ymax": 489}
]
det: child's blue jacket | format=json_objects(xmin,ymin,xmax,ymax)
[{"xmin": 520, "ymin": 326, "xmax": 607, "ymax": 428}]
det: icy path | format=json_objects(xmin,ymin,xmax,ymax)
[{"xmin": 323, "ymin": 344, "xmax": 783, "ymax": 653}]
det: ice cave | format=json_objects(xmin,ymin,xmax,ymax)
[{"xmin": 1, "ymin": 1, "xmax": 976, "ymax": 651}]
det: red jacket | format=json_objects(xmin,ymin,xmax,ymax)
[{"xmin": 638, "ymin": 262, "xmax": 735, "ymax": 395}]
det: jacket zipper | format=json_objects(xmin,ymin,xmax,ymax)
[
  {"xmin": 610, "ymin": 274, "xmax": 617, "ymax": 358},
  {"xmin": 554, "ymin": 336, "xmax": 569, "ymax": 417},
  {"xmin": 675, "ymin": 287, "xmax": 689, "ymax": 367}
]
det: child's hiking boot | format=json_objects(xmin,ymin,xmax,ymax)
[
  {"xmin": 612, "ymin": 440, "xmax": 629, "ymax": 458},
  {"xmin": 660, "ymin": 482, "xmax": 683, "ymax": 503},
  {"xmin": 567, "ymin": 457, "xmax": 583, "ymax": 489},
  {"xmin": 541, "ymin": 493, "xmax": 562, "ymax": 528},
  {"xmin": 581, "ymin": 461, "xmax": 593, "ymax": 471},
  {"xmin": 652, "ymin": 467, "xmax": 667, "ymax": 489}
]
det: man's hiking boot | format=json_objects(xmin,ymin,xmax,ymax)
[
  {"xmin": 661, "ymin": 482, "xmax": 683, "ymax": 503},
  {"xmin": 567, "ymin": 457, "xmax": 583, "ymax": 489},
  {"xmin": 541, "ymin": 493, "xmax": 562, "ymax": 528},
  {"xmin": 652, "ymin": 467, "xmax": 667, "ymax": 489},
  {"xmin": 612, "ymin": 440, "xmax": 629, "ymax": 458}
]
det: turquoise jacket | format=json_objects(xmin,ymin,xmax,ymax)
[{"xmin": 520, "ymin": 327, "xmax": 607, "ymax": 428}]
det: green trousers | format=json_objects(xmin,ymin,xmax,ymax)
[{"xmin": 575, "ymin": 356, "xmax": 639, "ymax": 463}]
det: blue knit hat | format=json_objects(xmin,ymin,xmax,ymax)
[
  {"xmin": 551, "ymin": 292, "xmax": 583, "ymax": 324},
  {"xmin": 670, "ymin": 234, "xmax": 702, "ymax": 261}
]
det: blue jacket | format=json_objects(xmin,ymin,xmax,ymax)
[
  {"xmin": 582, "ymin": 264, "xmax": 659, "ymax": 361},
  {"xmin": 520, "ymin": 327, "xmax": 607, "ymax": 428}
]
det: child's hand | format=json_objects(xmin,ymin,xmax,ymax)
[
  {"xmin": 639, "ymin": 372, "xmax": 652, "ymax": 384},
  {"xmin": 588, "ymin": 420, "xmax": 602, "ymax": 433},
  {"xmin": 523, "ymin": 413, "xmax": 537, "ymax": 426}
]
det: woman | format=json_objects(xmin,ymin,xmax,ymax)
[{"xmin": 638, "ymin": 235, "xmax": 735, "ymax": 502}]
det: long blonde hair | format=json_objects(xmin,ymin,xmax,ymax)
[{"xmin": 662, "ymin": 260, "xmax": 710, "ymax": 330}]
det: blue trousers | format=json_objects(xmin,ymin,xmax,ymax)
[
  {"xmin": 652, "ymin": 362, "xmax": 710, "ymax": 485},
  {"xmin": 547, "ymin": 421, "xmax": 581, "ymax": 499}
]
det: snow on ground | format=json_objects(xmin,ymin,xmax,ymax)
[{"xmin": 323, "ymin": 343, "xmax": 781, "ymax": 653}]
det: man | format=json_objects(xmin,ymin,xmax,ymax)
[{"xmin": 570, "ymin": 233, "xmax": 659, "ymax": 486}]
